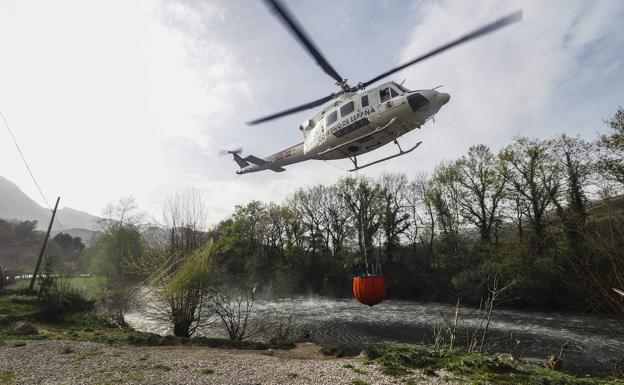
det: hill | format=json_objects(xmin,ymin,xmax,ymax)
[{"xmin": 0, "ymin": 176, "xmax": 100, "ymax": 234}]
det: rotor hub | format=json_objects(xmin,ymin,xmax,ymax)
[{"xmin": 336, "ymin": 79, "xmax": 352, "ymax": 93}]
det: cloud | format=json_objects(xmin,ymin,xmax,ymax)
[{"xmin": 386, "ymin": 0, "xmax": 624, "ymax": 173}]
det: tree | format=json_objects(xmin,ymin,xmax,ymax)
[
  {"xmin": 597, "ymin": 106, "xmax": 624, "ymax": 187},
  {"xmin": 412, "ymin": 173, "xmax": 437, "ymax": 263},
  {"xmin": 321, "ymin": 185, "xmax": 351, "ymax": 260},
  {"xmin": 140, "ymin": 190, "xmax": 213, "ymax": 337},
  {"xmin": 50, "ymin": 232, "xmax": 85, "ymax": 273},
  {"xmin": 91, "ymin": 196, "xmax": 145, "ymax": 284},
  {"xmin": 454, "ymin": 145, "xmax": 508, "ymax": 244},
  {"xmin": 501, "ymin": 138, "xmax": 561, "ymax": 255},
  {"xmin": 552, "ymin": 135, "xmax": 594, "ymax": 254},
  {"xmin": 379, "ymin": 173, "xmax": 411, "ymax": 264},
  {"xmin": 338, "ymin": 176, "xmax": 383, "ymax": 263},
  {"xmin": 431, "ymin": 163, "xmax": 463, "ymax": 254}
]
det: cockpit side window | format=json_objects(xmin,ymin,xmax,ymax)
[
  {"xmin": 340, "ymin": 101, "xmax": 354, "ymax": 117},
  {"xmin": 379, "ymin": 87, "xmax": 390, "ymax": 103},
  {"xmin": 395, "ymin": 83, "xmax": 410, "ymax": 93},
  {"xmin": 361, "ymin": 95, "xmax": 369, "ymax": 107},
  {"xmin": 390, "ymin": 87, "xmax": 399, "ymax": 98},
  {"xmin": 326, "ymin": 110, "xmax": 338, "ymax": 126}
]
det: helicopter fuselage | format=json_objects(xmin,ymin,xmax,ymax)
[{"xmin": 236, "ymin": 81, "xmax": 450, "ymax": 174}]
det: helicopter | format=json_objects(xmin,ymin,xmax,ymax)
[{"xmin": 229, "ymin": 0, "xmax": 522, "ymax": 174}]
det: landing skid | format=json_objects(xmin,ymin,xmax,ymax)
[{"xmin": 347, "ymin": 139, "xmax": 422, "ymax": 172}]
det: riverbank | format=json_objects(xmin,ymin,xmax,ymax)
[
  {"xmin": 1, "ymin": 292, "xmax": 622, "ymax": 384},
  {"xmin": 1, "ymin": 339, "xmax": 623, "ymax": 385},
  {"xmin": 0, "ymin": 340, "xmax": 454, "ymax": 385}
]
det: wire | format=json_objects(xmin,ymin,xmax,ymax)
[
  {"xmin": 322, "ymin": 160, "xmax": 348, "ymax": 172},
  {"xmin": 0, "ymin": 108, "xmax": 65, "ymax": 231}
]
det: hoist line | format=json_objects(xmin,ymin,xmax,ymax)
[{"xmin": 1, "ymin": 107, "xmax": 65, "ymax": 231}]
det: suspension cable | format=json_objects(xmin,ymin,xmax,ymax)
[{"xmin": 1, "ymin": 108, "xmax": 65, "ymax": 231}]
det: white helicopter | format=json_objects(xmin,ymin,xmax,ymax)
[{"xmin": 229, "ymin": 0, "xmax": 522, "ymax": 174}]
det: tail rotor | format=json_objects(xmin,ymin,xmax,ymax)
[{"xmin": 219, "ymin": 147, "xmax": 243, "ymax": 156}]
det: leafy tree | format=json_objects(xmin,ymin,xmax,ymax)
[
  {"xmin": 597, "ymin": 107, "xmax": 624, "ymax": 187},
  {"xmin": 500, "ymin": 138, "xmax": 561, "ymax": 255},
  {"xmin": 454, "ymin": 144, "xmax": 508, "ymax": 244}
]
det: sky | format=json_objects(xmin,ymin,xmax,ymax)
[{"xmin": 1, "ymin": 0, "xmax": 623, "ymax": 226}]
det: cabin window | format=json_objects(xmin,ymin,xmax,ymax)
[
  {"xmin": 390, "ymin": 87, "xmax": 399, "ymax": 98},
  {"xmin": 326, "ymin": 110, "xmax": 338, "ymax": 125},
  {"xmin": 361, "ymin": 95, "xmax": 369, "ymax": 107},
  {"xmin": 379, "ymin": 87, "xmax": 390, "ymax": 102},
  {"xmin": 340, "ymin": 101, "xmax": 354, "ymax": 117}
]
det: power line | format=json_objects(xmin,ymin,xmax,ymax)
[{"xmin": 0, "ymin": 108, "xmax": 65, "ymax": 231}]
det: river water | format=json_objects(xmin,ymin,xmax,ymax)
[{"xmin": 125, "ymin": 296, "xmax": 623, "ymax": 377}]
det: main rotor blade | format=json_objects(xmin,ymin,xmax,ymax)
[
  {"xmin": 359, "ymin": 10, "xmax": 522, "ymax": 89},
  {"xmin": 263, "ymin": 0, "xmax": 344, "ymax": 84},
  {"xmin": 247, "ymin": 94, "xmax": 334, "ymax": 125}
]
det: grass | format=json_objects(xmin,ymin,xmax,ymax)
[
  {"xmin": 7, "ymin": 276, "xmax": 107, "ymax": 300},
  {"xmin": 343, "ymin": 364, "xmax": 366, "ymax": 375},
  {"xmin": 0, "ymin": 295, "xmax": 39, "ymax": 318},
  {"xmin": 61, "ymin": 346, "xmax": 75, "ymax": 354},
  {"xmin": 200, "ymin": 368, "xmax": 215, "ymax": 375},
  {"xmin": 286, "ymin": 372, "xmax": 298, "ymax": 379},
  {"xmin": 365, "ymin": 344, "xmax": 624, "ymax": 385},
  {"xmin": 152, "ymin": 363, "xmax": 172, "ymax": 371},
  {"xmin": 0, "ymin": 371, "xmax": 15, "ymax": 385},
  {"xmin": 352, "ymin": 381, "xmax": 370, "ymax": 385}
]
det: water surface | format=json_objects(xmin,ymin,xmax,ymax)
[{"xmin": 125, "ymin": 296, "xmax": 624, "ymax": 376}]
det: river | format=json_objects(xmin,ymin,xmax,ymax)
[{"xmin": 125, "ymin": 296, "xmax": 623, "ymax": 377}]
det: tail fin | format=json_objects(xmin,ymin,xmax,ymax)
[{"xmin": 231, "ymin": 151, "xmax": 248, "ymax": 168}]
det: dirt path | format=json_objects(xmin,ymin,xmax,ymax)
[{"xmin": 0, "ymin": 340, "xmax": 457, "ymax": 385}]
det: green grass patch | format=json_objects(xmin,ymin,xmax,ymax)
[
  {"xmin": 7, "ymin": 276, "xmax": 107, "ymax": 300},
  {"xmin": 200, "ymin": 368, "xmax": 215, "ymax": 375},
  {"xmin": 352, "ymin": 381, "xmax": 370, "ymax": 385},
  {"xmin": 0, "ymin": 295, "xmax": 40, "ymax": 318},
  {"xmin": 152, "ymin": 363, "xmax": 171, "ymax": 371},
  {"xmin": 0, "ymin": 370, "xmax": 15, "ymax": 384},
  {"xmin": 61, "ymin": 346, "xmax": 75, "ymax": 354},
  {"xmin": 343, "ymin": 364, "xmax": 366, "ymax": 374},
  {"xmin": 12, "ymin": 342, "xmax": 26, "ymax": 347},
  {"xmin": 365, "ymin": 344, "xmax": 624, "ymax": 385}
]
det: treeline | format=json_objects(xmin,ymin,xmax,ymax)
[
  {"xmin": 0, "ymin": 219, "xmax": 85, "ymax": 274},
  {"xmin": 203, "ymin": 107, "xmax": 624, "ymax": 315}
]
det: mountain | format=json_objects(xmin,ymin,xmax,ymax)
[{"xmin": 0, "ymin": 176, "xmax": 100, "ymax": 235}]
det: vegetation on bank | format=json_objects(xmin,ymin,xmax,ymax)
[
  {"xmin": 365, "ymin": 344, "xmax": 624, "ymax": 385},
  {"xmin": 7, "ymin": 276, "xmax": 106, "ymax": 300}
]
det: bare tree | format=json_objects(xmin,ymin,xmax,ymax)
[
  {"xmin": 338, "ymin": 176, "xmax": 383, "ymax": 262},
  {"xmin": 210, "ymin": 280, "xmax": 257, "ymax": 341},
  {"xmin": 468, "ymin": 277, "xmax": 517, "ymax": 353},
  {"xmin": 411, "ymin": 173, "xmax": 437, "ymax": 265},
  {"xmin": 379, "ymin": 173, "xmax": 411, "ymax": 264},
  {"xmin": 137, "ymin": 189, "xmax": 214, "ymax": 338},
  {"xmin": 321, "ymin": 185, "xmax": 352, "ymax": 260}
]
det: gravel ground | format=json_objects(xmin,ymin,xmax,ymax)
[{"xmin": 0, "ymin": 340, "xmax": 460, "ymax": 385}]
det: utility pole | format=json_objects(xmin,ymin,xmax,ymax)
[{"xmin": 29, "ymin": 196, "xmax": 60, "ymax": 291}]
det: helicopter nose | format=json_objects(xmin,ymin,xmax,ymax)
[{"xmin": 437, "ymin": 92, "xmax": 450, "ymax": 105}]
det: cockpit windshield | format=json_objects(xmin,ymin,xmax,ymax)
[{"xmin": 394, "ymin": 82, "xmax": 410, "ymax": 93}]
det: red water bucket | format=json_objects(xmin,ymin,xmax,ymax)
[{"xmin": 353, "ymin": 276, "xmax": 386, "ymax": 307}]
